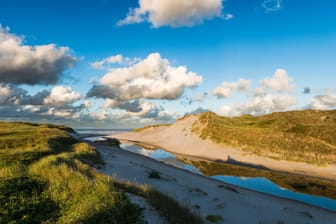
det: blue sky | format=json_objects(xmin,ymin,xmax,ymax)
[{"xmin": 0, "ymin": 0, "xmax": 335, "ymax": 128}]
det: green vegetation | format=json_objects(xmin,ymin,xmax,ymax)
[
  {"xmin": 0, "ymin": 121, "xmax": 202, "ymax": 224},
  {"xmin": 180, "ymin": 157, "xmax": 336, "ymax": 200},
  {"xmin": 206, "ymin": 214, "xmax": 223, "ymax": 223},
  {"xmin": 193, "ymin": 110, "xmax": 336, "ymax": 165},
  {"xmin": 0, "ymin": 122, "xmax": 142, "ymax": 224},
  {"xmin": 134, "ymin": 123, "xmax": 172, "ymax": 132}
]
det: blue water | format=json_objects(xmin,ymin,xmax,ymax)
[
  {"xmin": 120, "ymin": 142, "xmax": 336, "ymax": 211},
  {"xmin": 80, "ymin": 132, "xmax": 336, "ymax": 211},
  {"xmin": 120, "ymin": 143, "xmax": 203, "ymax": 174},
  {"xmin": 213, "ymin": 176, "xmax": 336, "ymax": 211}
]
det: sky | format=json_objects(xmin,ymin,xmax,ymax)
[{"xmin": 0, "ymin": 0, "xmax": 335, "ymax": 128}]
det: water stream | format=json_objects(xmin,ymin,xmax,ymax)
[
  {"xmin": 120, "ymin": 142, "xmax": 336, "ymax": 211},
  {"xmin": 78, "ymin": 130, "xmax": 336, "ymax": 212}
]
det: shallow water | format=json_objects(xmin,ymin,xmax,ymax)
[
  {"xmin": 120, "ymin": 142, "xmax": 336, "ymax": 211},
  {"xmin": 79, "ymin": 131, "xmax": 336, "ymax": 212}
]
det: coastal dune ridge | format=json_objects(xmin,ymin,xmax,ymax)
[{"xmin": 111, "ymin": 112, "xmax": 336, "ymax": 181}]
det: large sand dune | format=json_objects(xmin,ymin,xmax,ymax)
[{"xmin": 112, "ymin": 115, "xmax": 336, "ymax": 181}]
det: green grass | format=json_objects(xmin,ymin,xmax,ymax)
[
  {"xmin": 179, "ymin": 157, "xmax": 336, "ymax": 200},
  {"xmin": 0, "ymin": 121, "xmax": 203, "ymax": 224},
  {"xmin": 0, "ymin": 121, "xmax": 142, "ymax": 224},
  {"xmin": 192, "ymin": 110, "xmax": 336, "ymax": 165}
]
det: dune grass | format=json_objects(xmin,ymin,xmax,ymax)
[
  {"xmin": 0, "ymin": 121, "xmax": 203, "ymax": 224},
  {"xmin": 192, "ymin": 110, "xmax": 336, "ymax": 165},
  {"xmin": 0, "ymin": 122, "xmax": 143, "ymax": 224}
]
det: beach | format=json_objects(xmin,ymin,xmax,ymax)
[{"xmin": 90, "ymin": 140, "xmax": 336, "ymax": 224}]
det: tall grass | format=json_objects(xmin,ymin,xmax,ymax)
[
  {"xmin": 193, "ymin": 110, "xmax": 336, "ymax": 165},
  {"xmin": 0, "ymin": 121, "xmax": 203, "ymax": 224},
  {"xmin": 0, "ymin": 122, "xmax": 142, "ymax": 224}
]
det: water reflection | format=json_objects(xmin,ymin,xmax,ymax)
[
  {"xmin": 120, "ymin": 142, "xmax": 336, "ymax": 211},
  {"xmin": 120, "ymin": 143, "xmax": 202, "ymax": 174},
  {"xmin": 213, "ymin": 176, "xmax": 336, "ymax": 211}
]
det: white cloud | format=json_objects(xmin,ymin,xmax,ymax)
[
  {"xmin": 224, "ymin": 13, "xmax": 234, "ymax": 20},
  {"xmin": 88, "ymin": 52, "xmax": 202, "ymax": 101},
  {"xmin": 90, "ymin": 55, "xmax": 141, "ymax": 70},
  {"xmin": 261, "ymin": 69, "xmax": 295, "ymax": 93},
  {"xmin": 219, "ymin": 94, "xmax": 296, "ymax": 116},
  {"xmin": 310, "ymin": 93, "xmax": 336, "ymax": 110},
  {"xmin": 213, "ymin": 78, "xmax": 251, "ymax": 98},
  {"xmin": 217, "ymin": 69, "xmax": 297, "ymax": 116},
  {"xmin": 0, "ymin": 25, "xmax": 76, "ymax": 85},
  {"xmin": 118, "ymin": 0, "xmax": 223, "ymax": 28},
  {"xmin": 90, "ymin": 54, "xmax": 123, "ymax": 69},
  {"xmin": 262, "ymin": 0, "xmax": 282, "ymax": 12},
  {"xmin": 44, "ymin": 86, "xmax": 81, "ymax": 106}
]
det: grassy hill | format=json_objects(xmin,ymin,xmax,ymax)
[
  {"xmin": 192, "ymin": 110, "xmax": 336, "ymax": 165},
  {"xmin": 0, "ymin": 122, "xmax": 202, "ymax": 224}
]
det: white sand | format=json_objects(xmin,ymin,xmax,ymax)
[
  {"xmin": 92, "ymin": 141, "xmax": 336, "ymax": 224},
  {"xmin": 112, "ymin": 115, "xmax": 336, "ymax": 181}
]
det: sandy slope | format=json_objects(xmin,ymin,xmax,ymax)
[
  {"xmin": 92, "ymin": 141, "xmax": 336, "ymax": 224},
  {"xmin": 112, "ymin": 115, "xmax": 336, "ymax": 181}
]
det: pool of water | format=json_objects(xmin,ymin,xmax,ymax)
[{"xmin": 120, "ymin": 142, "xmax": 336, "ymax": 212}]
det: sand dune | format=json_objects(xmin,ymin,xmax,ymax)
[{"xmin": 112, "ymin": 115, "xmax": 336, "ymax": 181}]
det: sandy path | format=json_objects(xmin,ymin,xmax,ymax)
[
  {"xmin": 112, "ymin": 115, "xmax": 336, "ymax": 181},
  {"xmin": 92, "ymin": 141, "xmax": 336, "ymax": 224}
]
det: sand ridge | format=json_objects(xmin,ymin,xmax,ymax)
[{"xmin": 112, "ymin": 115, "xmax": 336, "ymax": 181}]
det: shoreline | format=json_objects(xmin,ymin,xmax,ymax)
[
  {"xmin": 88, "ymin": 139, "xmax": 336, "ymax": 223},
  {"xmin": 101, "ymin": 140, "xmax": 336, "ymax": 213},
  {"xmin": 114, "ymin": 137, "xmax": 336, "ymax": 183}
]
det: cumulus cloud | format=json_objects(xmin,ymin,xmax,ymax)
[
  {"xmin": 262, "ymin": 0, "xmax": 282, "ymax": 12},
  {"xmin": 104, "ymin": 99, "xmax": 143, "ymax": 113},
  {"xmin": 310, "ymin": 93, "xmax": 336, "ymax": 110},
  {"xmin": 219, "ymin": 94, "xmax": 296, "ymax": 116},
  {"xmin": 217, "ymin": 69, "xmax": 297, "ymax": 116},
  {"xmin": 87, "ymin": 52, "xmax": 202, "ymax": 102},
  {"xmin": 261, "ymin": 69, "xmax": 295, "ymax": 93},
  {"xmin": 44, "ymin": 86, "xmax": 81, "ymax": 106},
  {"xmin": 0, "ymin": 25, "xmax": 76, "ymax": 85},
  {"xmin": 118, "ymin": 0, "xmax": 223, "ymax": 28},
  {"xmin": 0, "ymin": 83, "xmax": 27, "ymax": 105},
  {"xmin": 213, "ymin": 78, "xmax": 251, "ymax": 98}
]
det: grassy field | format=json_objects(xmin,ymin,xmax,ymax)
[
  {"xmin": 0, "ymin": 121, "xmax": 202, "ymax": 224},
  {"xmin": 179, "ymin": 157, "xmax": 336, "ymax": 200},
  {"xmin": 192, "ymin": 110, "xmax": 336, "ymax": 165}
]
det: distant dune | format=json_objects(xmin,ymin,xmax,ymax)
[{"xmin": 113, "ymin": 110, "xmax": 336, "ymax": 181}]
